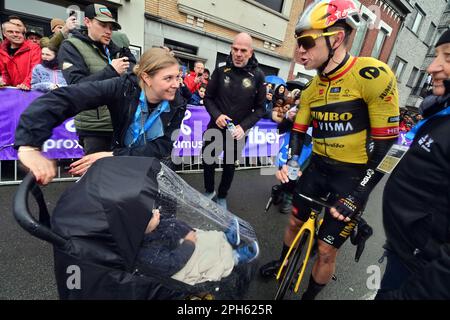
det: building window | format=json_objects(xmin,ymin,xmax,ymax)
[
  {"xmin": 413, "ymin": 71, "xmax": 427, "ymax": 96},
  {"xmin": 4, "ymin": 0, "xmax": 88, "ymax": 20},
  {"xmin": 371, "ymin": 28, "xmax": 388, "ymax": 58},
  {"xmin": 427, "ymin": 28, "xmax": 446, "ymax": 55},
  {"xmin": 350, "ymin": 14, "xmax": 369, "ymax": 56},
  {"xmin": 425, "ymin": 22, "xmax": 437, "ymax": 46},
  {"xmin": 164, "ymin": 39, "xmax": 198, "ymax": 56},
  {"xmin": 410, "ymin": 5, "xmax": 425, "ymax": 35},
  {"xmin": 406, "ymin": 67, "xmax": 419, "ymax": 88},
  {"xmin": 253, "ymin": 0, "xmax": 284, "ymax": 13},
  {"xmin": 392, "ymin": 56, "xmax": 407, "ymax": 82}
]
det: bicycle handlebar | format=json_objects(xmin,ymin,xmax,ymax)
[{"xmin": 298, "ymin": 193, "xmax": 372, "ymax": 262}]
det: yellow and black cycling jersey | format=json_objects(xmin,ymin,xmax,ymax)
[{"xmin": 293, "ymin": 54, "xmax": 399, "ymax": 164}]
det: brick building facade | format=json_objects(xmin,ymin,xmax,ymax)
[
  {"xmin": 289, "ymin": 0, "xmax": 412, "ymax": 81},
  {"xmin": 144, "ymin": 0, "xmax": 307, "ymax": 79}
]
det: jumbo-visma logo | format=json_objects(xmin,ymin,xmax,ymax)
[
  {"xmin": 311, "ymin": 111, "xmax": 353, "ymax": 121},
  {"xmin": 311, "ymin": 112, "xmax": 354, "ymax": 132}
]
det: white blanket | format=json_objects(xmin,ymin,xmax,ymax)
[{"xmin": 171, "ymin": 230, "xmax": 234, "ymax": 285}]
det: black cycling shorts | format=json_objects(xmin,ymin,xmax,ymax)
[{"xmin": 292, "ymin": 155, "xmax": 366, "ymax": 249}]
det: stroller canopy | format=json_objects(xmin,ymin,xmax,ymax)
[{"xmin": 52, "ymin": 157, "xmax": 160, "ymax": 271}]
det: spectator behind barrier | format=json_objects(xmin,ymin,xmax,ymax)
[
  {"xmin": 8, "ymin": 15, "xmax": 26, "ymax": 33},
  {"xmin": 273, "ymin": 83, "xmax": 287, "ymax": 101},
  {"xmin": 177, "ymin": 65, "xmax": 192, "ymax": 100},
  {"xmin": 202, "ymin": 68, "xmax": 210, "ymax": 86},
  {"xmin": 263, "ymin": 89, "xmax": 274, "ymax": 120},
  {"xmin": 31, "ymin": 45, "xmax": 67, "ymax": 92},
  {"xmin": 57, "ymin": 3, "xmax": 136, "ymax": 155},
  {"xmin": 26, "ymin": 29, "xmax": 43, "ymax": 45},
  {"xmin": 189, "ymin": 84, "xmax": 207, "ymax": 106},
  {"xmin": 40, "ymin": 16, "xmax": 78, "ymax": 49},
  {"xmin": 271, "ymin": 97, "xmax": 285, "ymax": 123},
  {"xmin": 111, "ymin": 31, "xmax": 130, "ymax": 49},
  {"xmin": 184, "ymin": 61, "xmax": 206, "ymax": 94},
  {"xmin": 0, "ymin": 21, "xmax": 41, "ymax": 90}
]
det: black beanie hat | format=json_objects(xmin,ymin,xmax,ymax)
[{"xmin": 435, "ymin": 29, "xmax": 450, "ymax": 48}]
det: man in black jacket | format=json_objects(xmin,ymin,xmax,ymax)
[
  {"xmin": 202, "ymin": 32, "xmax": 266, "ymax": 209},
  {"xmin": 375, "ymin": 30, "xmax": 450, "ymax": 299},
  {"xmin": 58, "ymin": 3, "xmax": 135, "ymax": 154}
]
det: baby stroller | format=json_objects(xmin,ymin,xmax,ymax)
[{"xmin": 13, "ymin": 157, "xmax": 258, "ymax": 299}]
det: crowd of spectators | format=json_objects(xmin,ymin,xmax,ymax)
[{"xmin": 399, "ymin": 109, "xmax": 423, "ymax": 132}]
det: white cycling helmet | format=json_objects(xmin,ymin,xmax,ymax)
[{"xmin": 296, "ymin": 0, "xmax": 361, "ymax": 34}]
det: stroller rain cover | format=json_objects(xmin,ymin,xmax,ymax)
[{"xmin": 50, "ymin": 156, "xmax": 258, "ymax": 300}]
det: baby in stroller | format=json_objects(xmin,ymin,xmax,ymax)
[
  {"xmin": 138, "ymin": 208, "xmax": 259, "ymax": 285},
  {"xmin": 15, "ymin": 156, "xmax": 259, "ymax": 300}
]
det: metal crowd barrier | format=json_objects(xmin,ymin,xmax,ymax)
[{"xmin": 0, "ymin": 156, "xmax": 276, "ymax": 186}]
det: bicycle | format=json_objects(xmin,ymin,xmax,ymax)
[{"xmin": 274, "ymin": 193, "xmax": 373, "ymax": 300}]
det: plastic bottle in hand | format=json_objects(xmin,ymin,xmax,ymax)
[
  {"xmin": 287, "ymin": 155, "xmax": 300, "ymax": 181},
  {"xmin": 226, "ymin": 120, "xmax": 236, "ymax": 135}
]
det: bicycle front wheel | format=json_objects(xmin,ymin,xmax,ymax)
[{"xmin": 274, "ymin": 232, "xmax": 310, "ymax": 300}]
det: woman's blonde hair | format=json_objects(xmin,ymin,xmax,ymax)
[{"xmin": 133, "ymin": 47, "xmax": 179, "ymax": 88}]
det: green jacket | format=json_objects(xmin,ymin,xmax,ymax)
[
  {"xmin": 64, "ymin": 36, "xmax": 112, "ymax": 132},
  {"xmin": 39, "ymin": 30, "xmax": 65, "ymax": 50}
]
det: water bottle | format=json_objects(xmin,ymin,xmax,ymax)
[
  {"xmin": 226, "ymin": 120, "xmax": 236, "ymax": 135},
  {"xmin": 287, "ymin": 155, "xmax": 300, "ymax": 181}
]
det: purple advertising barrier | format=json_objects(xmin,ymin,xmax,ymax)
[
  {"xmin": 0, "ymin": 89, "xmax": 282, "ymax": 160},
  {"xmin": 172, "ymin": 105, "xmax": 285, "ymax": 157},
  {"xmin": 0, "ymin": 88, "xmax": 84, "ymax": 160}
]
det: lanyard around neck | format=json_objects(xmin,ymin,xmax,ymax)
[
  {"xmin": 129, "ymin": 91, "xmax": 170, "ymax": 146},
  {"xmin": 105, "ymin": 46, "xmax": 112, "ymax": 64}
]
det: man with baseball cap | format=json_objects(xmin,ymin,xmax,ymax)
[
  {"xmin": 25, "ymin": 29, "xmax": 42, "ymax": 45},
  {"xmin": 84, "ymin": 4, "xmax": 121, "ymax": 30},
  {"xmin": 57, "ymin": 3, "xmax": 135, "ymax": 155}
]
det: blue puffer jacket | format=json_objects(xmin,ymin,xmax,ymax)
[
  {"xmin": 31, "ymin": 63, "xmax": 67, "ymax": 92},
  {"xmin": 137, "ymin": 218, "xmax": 195, "ymax": 277}
]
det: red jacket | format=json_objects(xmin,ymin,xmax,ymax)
[
  {"xmin": 0, "ymin": 40, "xmax": 41, "ymax": 87},
  {"xmin": 184, "ymin": 71, "xmax": 206, "ymax": 93}
]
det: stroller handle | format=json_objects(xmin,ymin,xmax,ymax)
[{"xmin": 13, "ymin": 173, "xmax": 67, "ymax": 248}]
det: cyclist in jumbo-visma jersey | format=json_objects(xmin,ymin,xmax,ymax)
[{"xmin": 259, "ymin": 0, "xmax": 399, "ymax": 300}]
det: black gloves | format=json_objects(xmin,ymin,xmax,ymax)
[{"xmin": 333, "ymin": 194, "xmax": 362, "ymax": 219}]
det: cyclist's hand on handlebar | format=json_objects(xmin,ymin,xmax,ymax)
[
  {"xmin": 18, "ymin": 147, "xmax": 56, "ymax": 185},
  {"xmin": 275, "ymin": 165, "xmax": 302, "ymax": 184},
  {"xmin": 331, "ymin": 195, "xmax": 361, "ymax": 223}
]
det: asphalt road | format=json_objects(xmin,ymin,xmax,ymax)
[{"xmin": 0, "ymin": 168, "xmax": 387, "ymax": 300}]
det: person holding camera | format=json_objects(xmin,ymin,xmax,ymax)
[
  {"xmin": 184, "ymin": 60, "xmax": 206, "ymax": 94},
  {"xmin": 57, "ymin": 3, "xmax": 136, "ymax": 154},
  {"xmin": 39, "ymin": 15, "xmax": 78, "ymax": 50}
]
